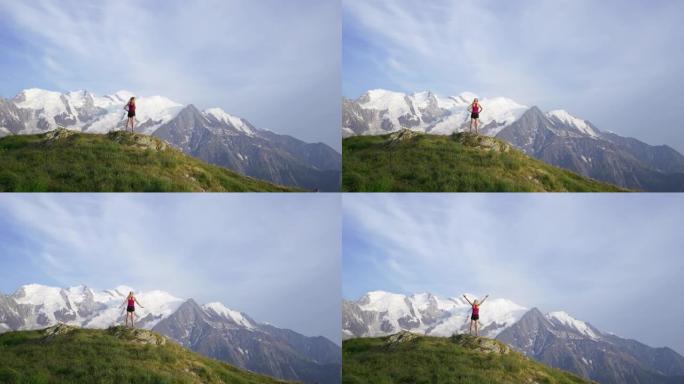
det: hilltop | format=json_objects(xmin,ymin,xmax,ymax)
[
  {"xmin": 342, "ymin": 331, "xmax": 593, "ymax": 384},
  {"xmin": 0, "ymin": 129, "xmax": 299, "ymax": 192},
  {"xmin": 342, "ymin": 131, "xmax": 627, "ymax": 192},
  {"xmin": 0, "ymin": 324, "xmax": 292, "ymax": 383}
]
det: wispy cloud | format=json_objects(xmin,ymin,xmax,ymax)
[
  {"xmin": 0, "ymin": 194, "xmax": 341, "ymax": 343},
  {"xmin": 343, "ymin": 194, "xmax": 684, "ymax": 353},
  {"xmin": 343, "ymin": 0, "xmax": 684, "ymax": 152},
  {"xmin": 0, "ymin": 0, "xmax": 341, "ymax": 150}
]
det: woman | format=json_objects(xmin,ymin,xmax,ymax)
[
  {"xmin": 121, "ymin": 291, "xmax": 144, "ymax": 328},
  {"xmin": 123, "ymin": 96, "xmax": 136, "ymax": 132},
  {"xmin": 463, "ymin": 294, "xmax": 488, "ymax": 336},
  {"xmin": 467, "ymin": 98, "xmax": 483, "ymax": 134}
]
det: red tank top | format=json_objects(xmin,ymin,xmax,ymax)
[
  {"xmin": 128, "ymin": 297, "xmax": 135, "ymax": 307},
  {"xmin": 128, "ymin": 102, "xmax": 136, "ymax": 113},
  {"xmin": 472, "ymin": 104, "xmax": 480, "ymax": 113},
  {"xmin": 472, "ymin": 304, "xmax": 479, "ymax": 316}
]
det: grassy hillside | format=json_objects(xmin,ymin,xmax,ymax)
[
  {"xmin": 0, "ymin": 129, "xmax": 299, "ymax": 192},
  {"xmin": 0, "ymin": 325, "xmax": 291, "ymax": 384},
  {"xmin": 343, "ymin": 332, "xmax": 593, "ymax": 384},
  {"xmin": 343, "ymin": 131, "xmax": 627, "ymax": 192}
]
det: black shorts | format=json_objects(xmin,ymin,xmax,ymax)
[
  {"xmin": 471, "ymin": 113, "xmax": 479, "ymax": 119},
  {"xmin": 127, "ymin": 306, "xmax": 135, "ymax": 313},
  {"xmin": 128, "ymin": 111, "xmax": 135, "ymax": 118},
  {"xmin": 471, "ymin": 314, "xmax": 479, "ymax": 321}
]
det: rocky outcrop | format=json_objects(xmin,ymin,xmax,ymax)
[
  {"xmin": 107, "ymin": 326, "xmax": 168, "ymax": 346},
  {"xmin": 451, "ymin": 334, "xmax": 511, "ymax": 355}
]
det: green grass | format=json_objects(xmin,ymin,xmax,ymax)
[
  {"xmin": 343, "ymin": 333, "xmax": 593, "ymax": 384},
  {"xmin": 342, "ymin": 132, "xmax": 627, "ymax": 192},
  {"xmin": 0, "ymin": 326, "xmax": 291, "ymax": 384},
  {"xmin": 0, "ymin": 129, "xmax": 299, "ymax": 192}
]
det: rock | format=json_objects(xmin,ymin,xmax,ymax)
[
  {"xmin": 453, "ymin": 132, "xmax": 511, "ymax": 153},
  {"xmin": 107, "ymin": 325, "xmax": 168, "ymax": 346},
  {"xmin": 386, "ymin": 129, "xmax": 421, "ymax": 144},
  {"xmin": 43, "ymin": 323, "xmax": 76, "ymax": 336},
  {"xmin": 107, "ymin": 130, "xmax": 170, "ymax": 151},
  {"xmin": 385, "ymin": 330, "xmax": 419, "ymax": 345},
  {"xmin": 42, "ymin": 323, "xmax": 77, "ymax": 342},
  {"xmin": 451, "ymin": 334, "xmax": 511, "ymax": 355},
  {"xmin": 43, "ymin": 127, "xmax": 76, "ymax": 143}
]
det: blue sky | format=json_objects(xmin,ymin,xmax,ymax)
[
  {"xmin": 343, "ymin": 194, "xmax": 684, "ymax": 354},
  {"xmin": 0, "ymin": 194, "xmax": 341, "ymax": 344},
  {"xmin": 343, "ymin": 0, "xmax": 684, "ymax": 153},
  {"xmin": 0, "ymin": 0, "xmax": 341, "ymax": 151}
]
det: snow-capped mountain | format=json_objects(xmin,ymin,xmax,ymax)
[
  {"xmin": 344, "ymin": 89, "xmax": 684, "ymax": 191},
  {"xmin": 344, "ymin": 291, "xmax": 684, "ymax": 384},
  {"xmin": 153, "ymin": 104, "xmax": 341, "ymax": 191},
  {"xmin": 1, "ymin": 284, "xmax": 340, "ymax": 384},
  {"xmin": 1, "ymin": 88, "xmax": 341, "ymax": 191},
  {"xmin": 6, "ymin": 284, "xmax": 183, "ymax": 330},
  {"xmin": 498, "ymin": 106, "xmax": 684, "ymax": 191},
  {"xmin": 498, "ymin": 308, "xmax": 684, "ymax": 384},
  {"xmin": 342, "ymin": 291, "xmax": 527, "ymax": 339},
  {"xmin": 8, "ymin": 88, "xmax": 183, "ymax": 135},
  {"xmin": 154, "ymin": 299, "xmax": 340, "ymax": 384},
  {"xmin": 343, "ymin": 89, "xmax": 527, "ymax": 137}
]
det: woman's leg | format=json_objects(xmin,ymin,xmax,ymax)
[
  {"xmin": 474, "ymin": 119, "xmax": 479, "ymax": 134},
  {"xmin": 474, "ymin": 320, "xmax": 479, "ymax": 336},
  {"xmin": 131, "ymin": 312, "xmax": 136, "ymax": 328}
]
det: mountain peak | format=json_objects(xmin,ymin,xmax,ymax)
[
  {"xmin": 546, "ymin": 109, "xmax": 599, "ymax": 137},
  {"xmin": 16, "ymin": 88, "xmax": 60, "ymax": 97},
  {"xmin": 13, "ymin": 283, "xmax": 60, "ymax": 300},
  {"xmin": 203, "ymin": 107, "xmax": 254, "ymax": 135},
  {"xmin": 13, "ymin": 88, "xmax": 64, "ymax": 109},
  {"xmin": 358, "ymin": 89, "xmax": 409, "ymax": 109},
  {"xmin": 365, "ymin": 88, "xmax": 404, "ymax": 97},
  {"xmin": 361, "ymin": 290, "xmax": 405, "ymax": 301},
  {"xmin": 176, "ymin": 103, "xmax": 204, "ymax": 117},
  {"xmin": 456, "ymin": 91, "xmax": 479, "ymax": 102},
  {"xmin": 110, "ymin": 90, "xmax": 135, "ymax": 101},
  {"xmin": 526, "ymin": 105, "xmax": 545, "ymax": 114},
  {"xmin": 203, "ymin": 302, "xmax": 255, "ymax": 329},
  {"xmin": 546, "ymin": 311, "xmax": 599, "ymax": 339}
]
